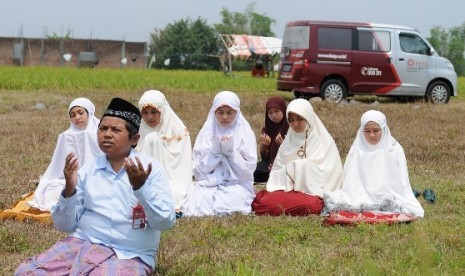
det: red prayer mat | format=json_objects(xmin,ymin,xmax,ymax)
[{"xmin": 323, "ymin": 211, "xmax": 417, "ymax": 226}]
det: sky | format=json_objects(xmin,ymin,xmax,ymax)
[{"xmin": 1, "ymin": 0, "xmax": 464, "ymax": 42}]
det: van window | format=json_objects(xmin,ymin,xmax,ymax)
[
  {"xmin": 318, "ymin": 27, "xmax": 352, "ymax": 50},
  {"xmin": 282, "ymin": 26, "xmax": 310, "ymax": 49},
  {"xmin": 399, "ymin": 33, "xmax": 429, "ymax": 54},
  {"xmin": 358, "ymin": 30, "xmax": 391, "ymax": 52}
]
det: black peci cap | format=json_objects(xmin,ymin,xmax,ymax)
[{"xmin": 102, "ymin": 98, "xmax": 141, "ymax": 130}]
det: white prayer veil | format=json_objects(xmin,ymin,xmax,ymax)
[{"xmin": 28, "ymin": 97, "xmax": 102, "ymax": 211}]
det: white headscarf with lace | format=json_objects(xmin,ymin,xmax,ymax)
[
  {"xmin": 137, "ymin": 90, "xmax": 189, "ymax": 145},
  {"xmin": 137, "ymin": 90, "xmax": 192, "ymax": 209}
]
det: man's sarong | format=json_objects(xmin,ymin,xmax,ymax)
[{"xmin": 15, "ymin": 236, "xmax": 151, "ymax": 275}]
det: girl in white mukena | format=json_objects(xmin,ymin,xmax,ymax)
[
  {"xmin": 181, "ymin": 91, "xmax": 257, "ymax": 216},
  {"xmin": 252, "ymin": 98, "xmax": 343, "ymax": 216},
  {"xmin": 322, "ymin": 110, "xmax": 424, "ymax": 224},
  {"xmin": 28, "ymin": 97, "xmax": 102, "ymax": 211},
  {"xmin": 137, "ymin": 90, "xmax": 192, "ymax": 216}
]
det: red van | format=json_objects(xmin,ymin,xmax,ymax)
[{"xmin": 277, "ymin": 20, "xmax": 457, "ymax": 104}]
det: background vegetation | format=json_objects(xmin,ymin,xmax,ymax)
[
  {"xmin": 0, "ymin": 68, "xmax": 464, "ymax": 275},
  {"xmin": 147, "ymin": 3, "xmax": 465, "ymax": 76},
  {"xmin": 148, "ymin": 3, "xmax": 276, "ymax": 71}
]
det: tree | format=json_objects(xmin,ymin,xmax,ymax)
[
  {"xmin": 213, "ymin": 3, "xmax": 277, "ymax": 72},
  {"xmin": 250, "ymin": 12, "xmax": 276, "ymax": 37},
  {"xmin": 447, "ymin": 26, "xmax": 465, "ymax": 76},
  {"xmin": 149, "ymin": 18, "xmax": 219, "ymax": 70},
  {"xmin": 214, "ymin": 8, "xmax": 249, "ymax": 35},
  {"xmin": 427, "ymin": 23, "xmax": 465, "ymax": 76},
  {"xmin": 428, "ymin": 26, "xmax": 449, "ymax": 56},
  {"xmin": 214, "ymin": 3, "xmax": 276, "ymax": 37}
]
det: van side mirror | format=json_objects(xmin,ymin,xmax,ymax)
[{"xmin": 427, "ymin": 47, "xmax": 434, "ymax": 56}]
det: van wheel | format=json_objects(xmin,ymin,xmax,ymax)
[
  {"xmin": 320, "ymin": 80, "xmax": 346, "ymax": 103},
  {"xmin": 426, "ymin": 81, "xmax": 450, "ymax": 104}
]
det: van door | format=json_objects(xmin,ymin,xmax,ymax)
[
  {"xmin": 351, "ymin": 28, "xmax": 401, "ymax": 94},
  {"xmin": 393, "ymin": 31, "xmax": 431, "ymax": 95}
]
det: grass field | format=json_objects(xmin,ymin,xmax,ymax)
[{"xmin": 0, "ymin": 67, "xmax": 464, "ymax": 275}]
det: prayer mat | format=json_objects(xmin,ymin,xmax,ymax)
[
  {"xmin": 0, "ymin": 192, "xmax": 52, "ymax": 224},
  {"xmin": 323, "ymin": 211, "xmax": 417, "ymax": 226}
]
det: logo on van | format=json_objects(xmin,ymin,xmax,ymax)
[
  {"xmin": 361, "ymin": 67, "xmax": 382, "ymax": 76},
  {"xmin": 407, "ymin": 59, "xmax": 428, "ymax": 72},
  {"xmin": 317, "ymin": 53, "xmax": 347, "ymax": 60}
]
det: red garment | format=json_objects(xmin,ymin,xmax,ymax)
[
  {"xmin": 252, "ymin": 190, "xmax": 324, "ymax": 216},
  {"xmin": 252, "ymin": 65, "xmax": 265, "ymax": 77},
  {"xmin": 323, "ymin": 211, "xmax": 417, "ymax": 226}
]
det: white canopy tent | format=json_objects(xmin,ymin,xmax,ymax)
[{"xmin": 217, "ymin": 34, "xmax": 282, "ymax": 74}]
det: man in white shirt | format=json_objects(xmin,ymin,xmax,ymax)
[{"xmin": 16, "ymin": 98, "xmax": 176, "ymax": 275}]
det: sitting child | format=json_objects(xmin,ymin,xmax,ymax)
[
  {"xmin": 254, "ymin": 96, "xmax": 288, "ymax": 183},
  {"xmin": 28, "ymin": 97, "xmax": 102, "ymax": 211},
  {"xmin": 137, "ymin": 90, "xmax": 192, "ymax": 216},
  {"xmin": 252, "ymin": 98, "xmax": 343, "ymax": 216},
  {"xmin": 322, "ymin": 110, "xmax": 424, "ymax": 225},
  {"xmin": 181, "ymin": 91, "xmax": 257, "ymax": 217}
]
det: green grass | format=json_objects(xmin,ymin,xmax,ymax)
[
  {"xmin": 0, "ymin": 68, "xmax": 464, "ymax": 275},
  {"xmin": 0, "ymin": 66, "xmax": 278, "ymax": 94}
]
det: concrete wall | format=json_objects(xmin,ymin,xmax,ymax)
[{"xmin": 0, "ymin": 37, "xmax": 147, "ymax": 68}]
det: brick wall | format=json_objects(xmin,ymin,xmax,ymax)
[{"xmin": 0, "ymin": 37, "xmax": 147, "ymax": 68}]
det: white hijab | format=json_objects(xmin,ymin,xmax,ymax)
[
  {"xmin": 266, "ymin": 99, "xmax": 342, "ymax": 197},
  {"xmin": 137, "ymin": 90, "xmax": 189, "ymax": 144},
  {"xmin": 323, "ymin": 110, "xmax": 424, "ymax": 217},
  {"xmin": 29, "ymin": 97, "xmax": 102, "ymax": 211},
  {"xmin": 192, "ymin": 91, "xmax": 257, "ymax": 188},
  {"xmin": 137, "ymin": 90, "xmax": 192, "ymax": 209}
]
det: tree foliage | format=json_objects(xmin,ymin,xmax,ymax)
[
  {"xmin": 428, "ymin": 23, "xmax": 465, "ymax": 76},
  {"xmin": 149, "ymin": 18, "xmax": 219, "ymax": 70},
  {"xmin": 213, "ymin": 3, "xmax": 276, "ymax": 37},
  {"xmin": 148, "ymin": 4, "xmax": 277, "ymax": 71}
]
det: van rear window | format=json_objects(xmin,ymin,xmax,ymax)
[
  {"xmin": 318, "ymin": 28, "xmax": 352, "ymax": 50},
  {"xmin": 282, "ymin": 26, "xmax": 310, "ymax": 49},
  {"xmin": 358, "ymin": 30, "xmax": 391, "ymax": 52}
]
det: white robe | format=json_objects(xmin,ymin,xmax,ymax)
[
  {"xmin": 323, "ymin": 110, "xmax": 424, "ymax": 217},
  {"xmin": 28, "ymin": 98, "xmax": 102, "ymax": 211},
  {"xmin": 181, "ymin": 91, "xmax": 257, "ymax": 216},
  {"xmin": 137, "ymin": 90, "xmax": 192, "ymax": 210},
  {"xmin": 266, "ymin": 98, "xmax": 343, "ymax": 198}
]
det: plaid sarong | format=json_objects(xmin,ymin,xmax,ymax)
[{"xmin": 15, "ymin": 236, "xmax": 151, "ymax": 275}]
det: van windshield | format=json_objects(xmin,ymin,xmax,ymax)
[{"xmin": 282, "ymin": 26, "xmax": 310, "ymax": 49}]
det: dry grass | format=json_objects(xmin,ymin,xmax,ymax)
[{"xmin": 1, "ymin": 88, "xmax": 464, "ymax": 275}]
